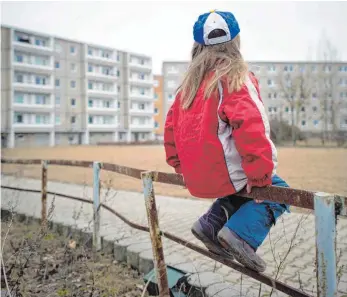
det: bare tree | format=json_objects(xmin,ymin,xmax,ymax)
[
  {"xmin": 316, "ymin": 33, "xmax": 342, "ymax": 145},
  {"xmin": 277, "ymin": 64, "xmax": 313, "ymax": 146}
]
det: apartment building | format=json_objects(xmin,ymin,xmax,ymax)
[
  {"xmin": 1, "ymin": 25, "xmax": 155, "ymax": 148},
  {"xmin": 153, "ymin": 75, "xmax": 164, "ymax": 139},
  {"xmin": 162, "ymin": 61, "xmax": 347, "ymax": 134}
]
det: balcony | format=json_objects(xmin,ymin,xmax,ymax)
[
  {"xmin": 13, "ymin": 103, "xmax": 54, "ymax": 112},
  {"xmin": 13, "ymin": 40, "xmax": 53, "ymax": 55},
  {"xmin": 87, "ymin": 106, "xmax": 118, "ymax": 115},
  {"xmin": 13, "ymin": 81, "xmax": 53, "ymax": 93},
  {"xmin": 87, "ymin": 71, "xmax": 118, "ymax": 82},
  {"xmin": 129, "ymin": 109, "xmax": 153, "ymax": 116},
  {"xmin": 129, "ymin": 61, "xmax": 152, "ymax": 72},
  {"xmin": 129, "ymin": 78, "xmax": 154, "ymax": 87},
  {"xmin": 129, "ymin": 92, "xmax": 153, "ymax": 101},
  {"xmin": 130, "ymin": 123, "xmax": 154, "ymax": 131},
  {"xmin": 86, "ymin": 53, "xmax": 118, "ymax": 65},
  {"xmin": 87, "ymin": 88, "xmax": 117, "ymax": 98},
  {"xmin": 87, "ymin": 122, "xmax": 118, "ymax": 132},
  {"xmin": 13, "ymin": 60, "xmax": 53, "ymax": 74}
]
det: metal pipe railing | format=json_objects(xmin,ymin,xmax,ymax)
[{"xmin": 2, "ymin": 157, "xmax": 346, "ymax": 297}]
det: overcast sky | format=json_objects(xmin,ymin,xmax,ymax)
[{"xmin": 1, "ymin": 1, "xmax": 346, "ymax": 73}]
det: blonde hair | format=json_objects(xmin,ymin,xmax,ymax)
[{"xmin": 178, "ymin": 35, "xmax": 248, "ymax": 109}]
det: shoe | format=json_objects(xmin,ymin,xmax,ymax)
[
  {"xmin": 191, "ymin": 200, "xmax": 234, "ymax": 259},
  {"xmin": 217, "ymin": 227, "xmax": 266, "ymax": 273}
]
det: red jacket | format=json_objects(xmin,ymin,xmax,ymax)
[{"xmin": 164, "ymin": 73, "xmax": 278, "ymax": 198}]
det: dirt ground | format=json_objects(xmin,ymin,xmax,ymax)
[
  {"xmin": 2, "ymin": 145, "xmax": 347, "ymax": 197},
  {"xmin": 1, "ymin": 216, "xmax": 151, "ymax": 297}
]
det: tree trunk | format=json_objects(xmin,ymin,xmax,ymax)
[{"xmin": 291, "ymin": 111, "xmax": 296, "ymax": 146}]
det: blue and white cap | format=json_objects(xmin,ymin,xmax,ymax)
[{"xmin": 193, "ymin": 10, "xmax": 240, "ymax": 46}]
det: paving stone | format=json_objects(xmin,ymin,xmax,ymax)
[
  {"xmin": 138, "ymin": 250, "xmax": 155, "ymax": 274},
  {"xmin": 126, "ymin": 242, "xmax": 152, "ymax": 269},
  {"xmin": 205, "ymin": 282, "xmax": 241, "ymax": 297},
  {"xmin": 187, "ymin": 271, "xmax": 224, "ymax": 290},
  {"xmin": 114, "ymin": 236, "xmax": 149, "ymax": 262}
]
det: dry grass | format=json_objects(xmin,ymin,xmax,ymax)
[{"xmin": 1, "ymin": 145, "xmax": 347, "ymax": 197}]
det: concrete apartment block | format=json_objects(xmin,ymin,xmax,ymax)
[
  {"xmin": 162, "ymin": 60, "xmax": 347, "ymax": 135},
  {"xmin": 1, "ymin": 25, "xmax": 155, "ymax": 148}
]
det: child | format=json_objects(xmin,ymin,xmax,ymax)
[{"xmin": 164, "ymin": 10, "xmax": 289, "ymax": 273}]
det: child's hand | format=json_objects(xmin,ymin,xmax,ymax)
[{"xmin": 246, "ymin": 184, "xmax": 264, "ymax": 203}]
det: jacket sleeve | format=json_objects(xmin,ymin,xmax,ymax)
[
  {"xmin": 222, "ymin": 83, "xmax": 275, "ymax": 188},
  {"xmin": 164, "ymin": 103, "xmax": 182, "ymax": 174}
]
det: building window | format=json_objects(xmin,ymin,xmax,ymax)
[
  {"xmin": 140, "ymin": 88, "xmax": 145, "ymax": 95},
  {"xmin": 300, "ymin": 66, "xmax": 305, "ymax": 72},
  {"xmin": 140, "ymin": 59, "xmax": 145, "ymax": 65},
  {"xmin": 70, "ymin": 80, "xmax": 76, "ymax": 88},
  {"xmin": 268, "ymin": 93, "xmax": 272, "ymax": 99},
  {"xmin": 117, "ymin": 70, "xmax": 120, "ymax": 77},
  {"xmin": 15, "ymin": 74, "xmax": 23, "ymax": 83},
  {"xmin": 88, "ymin": 100, "xmax": 93, "ymax": 107},
  {"xmin": 35, "ymin": 56, "xmax": 47, "ymax": 66},
  {"xmin": 35, "ymin": 38, "xmax": 46, "ymax": 47},
  {"xmin": 15, "ymin": 54, "xmax": 23, "ymax": 63},
  {"xmin": 15, "ymin": 34, "xmax": 30, "ymax": 44},
  {"xmin": 268, "ymin": 107, "xmax": 272, "ymax": 112},
  {"xmin": 117, "ymin": 86, "xmax": 121, "ymax": 93},
  {"xmin": 55, "ymin": 116, "xmax": 61, "ymax": 125},
  {"xmin": 117, "ymin": 54, "xmax": 120, "ymax": 61},
  {"xmin": 289, "ymin": 65, "xmax": 293, "ymax": 72},
  {"xmin": 55, "ymin": 61, "xmax": 60, "ymax": 68},
  {"xmin": 104, "ymin": 101, "xmax": 110, "ymax": 108},
  {"xmin": 154, "ymin": 93, "xmax": 158, "ymax": 99},
  {"xmin": 155, "ymin": 121, "xmax": 159, "ymax": 128},
  {"xmin": 55, "ymin": 96, "xmax": 60, "ymax": 105},
  {"xmin": 313, "ymin": 120, "xmax": 319, "ymax": 126},
  {"xmin": 71, "ymin": 98, "xmax": 76, "ymax": 107},
  {"xmin": 117, "ymin": 101, "xmax": 121, "ymax": 108},
  {"xmin": 88, "ymin": 64, "xmax": 93, "ymax": 72},
  {"xmin": 35, "ymin": 76, "xmax": 46, "ymax": 85},
  {"xmin": 71, "ymin": 63, "xmax": 76, "ymax": 72},
  {"xmin": 71, "ymin": 116, "xmax": 76, "ymax": 124},
  {"xmin": 168, "ymin": 94, "xmax": 173, "ymax": 100},
  {"xmin": 88, "ymin": 48, "xmax": 93, "ymax": 56},
  {"xmin": 70, "ymin": 45, "xmax": 76, "ymax": 54},
  {"xmin": 312, "ymin": 92, "xmax": 317, "ymax": 99},
  {"xmin": 138, "ymin": 73, "xmax": 145, "ymax": 80},
  {"xmin": 14, "ymin": 93, "xmax": 24, "ymax": 104},
  {"xmin": 312, "ymin": 106, "xmax": 317, "ymax": 112},
  {"xmin": 311, "ymin": 65, "xmax": 317, "ymax": 71},
  {"xmin": 88, "ymin": 82, "xmax": 93, "ymax": 90},
  {"xmin": 301, "ymin": 106, "xmax": 305, "ymax": 112},
  {"xmin": 301, "ymin": 120, "xmax": 306, "ymax": 126},
  {"xmin": 55, "ymin": 79, "xmax": 60, "ymax": 87},
  {"xmin": 14, "ymin": 113, "xmax": 23, "ymax": 123},
  {"xmin": 154, "ymin": 108, "xmax": 158, "ymax": 114},
  {"xmin": 267, "ymin": 79, "xmax": 273, "ymax": 86},
  {"xmin": 88, "ymin": 116, "xmax": 93, "ymax": 124},
  {"xmin": 285, "ymin": 107, "xmax": 289, "ymax": 112},
  {"xmin": 284, "ymin": 66, "xmax": 288, "ymax": 71},
  {"xmin": 35, "ymin": 95, "xmax": 46, "ymax": 105},
  {"xmin": 139, "ymin": 103, "xmax": 145, "ymax": 110}
]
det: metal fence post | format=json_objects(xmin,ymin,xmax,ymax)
[
  {"xmin": 314, "ymin": 192, "xmax": 337, "ymax": 297},
  {"xmin": 41, "ymin": 160, "xmax": 48, "ymax": 230},
  {"xmin": 93, "ymin": 161, "xmax": 101, "ymax": 251},
  {"xmin": 141, "ymin": 171, "xmax": 170, "ymax": 297}
]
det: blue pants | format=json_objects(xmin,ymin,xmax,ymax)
[{"xmin": 224, "ymin": 175, "xmax": 289, "ymax": 250}]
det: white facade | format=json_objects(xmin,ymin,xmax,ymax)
[{"xmin": 1, "ymin": 25, "xmax": 155, "ymax": 148}]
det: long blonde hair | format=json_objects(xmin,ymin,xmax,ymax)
[{"xmin": 178, "ymin": 35, "xmax": 248, "ymax": 109}]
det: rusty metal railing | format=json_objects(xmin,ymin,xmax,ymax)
[{"xmin": 2, "ymin": 158, "xmax": 346, "ymax": 297}]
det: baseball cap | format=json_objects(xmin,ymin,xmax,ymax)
[{"xmin": 193, "ymin": 10, "xmax": 240, "ymax": 46}]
